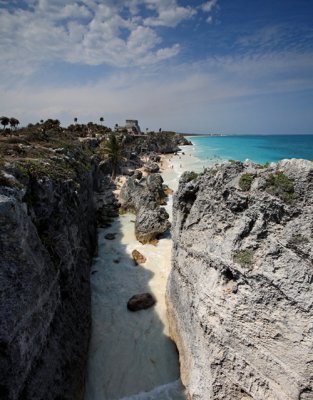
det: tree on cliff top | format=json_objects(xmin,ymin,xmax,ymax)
[
  {"xmin": 0, "ymin": 116, "xmax": 10, "ymax": 130},
  {"xmin": 9, "ymin": 117, "xmax": 20, "ymax": 130},
  {"xmin": 101, "ymin": 133, "xmax": 125, "ymax": 179}
]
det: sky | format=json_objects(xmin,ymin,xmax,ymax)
[{"xmin": 0, "ymin": 0, "xmax": 313, "ymax": 134}]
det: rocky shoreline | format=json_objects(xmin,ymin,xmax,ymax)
[
  {"xmin": 167, "ymin": 158, "xmax": 313, "ymax": 400},
  {"xmin": 2, "ymin": 121, "xmax": 312, "ymax": 400},
  {"xmin": 0, "ymin": 124, "xmax": 190, "ymax": 400}
]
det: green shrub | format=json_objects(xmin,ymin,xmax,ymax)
[
  {"xmin": 239, "ymin": 173, "xmax": 254, "ymax": 191},
  {"xmin": 233, "ymin": 249, "xmax": 254, "ymax": 266},
  {"xmin": 186, "ymin": 171, "xmax": 199, "ymax": 182},
  {"xmin": 265, "ymin": 172, "xmax": 296, "ymax": 203}
]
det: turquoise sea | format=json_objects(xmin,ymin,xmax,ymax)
[{"xmin": 186, "ymin": 135, "xmax": 313, "ymax": 165}]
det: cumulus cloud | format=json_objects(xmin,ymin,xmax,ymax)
[
  {"xmin": 144, "ymin": 4, "xmax": 196, "ymax": 27},
  {"xmin": 0, "ymin": 0, "xmax": 196, "ymax": 81}
]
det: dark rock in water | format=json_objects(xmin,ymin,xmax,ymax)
[
  {"xmin": 127, "ymin": 293, "xmax": 156, "ymax": 311},
  {"xmin": 91, "ymin": 270, "xmax": 98, "ymax": 275},
  {"xmin": 144, "ymin": 162, "xmax": 160, "ymax": 173},
  {"xmin": 132, "ymin": 249, "xmax": 147, "ymax": 265},
  {"xmin": 105, "ymin": 233, "xmax": 116, "ymax": 240}
]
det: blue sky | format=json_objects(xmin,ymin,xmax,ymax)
[{"xmin": 0, "ymin": 0, "xmax": 313, "ymax": 134}]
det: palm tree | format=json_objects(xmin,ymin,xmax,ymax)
[
  {"xmin": 0, "ymin": 116, "xmax": 9, "ymax": 130},
  {"xmin": 9, "ymin": 117, "xmax": 19, "ymax": 130},
  {"xmin": 100, "ymin": 117, "xmax": 104, "ymax": 125},
  {"xmin": 101, "ymin": 134, "xmax": 125, "ymax": 179},
  {"xmin": 74, "ymin": 117, "xmax": 78, "ymax": 124}
]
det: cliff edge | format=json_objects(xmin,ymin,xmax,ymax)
[{"xmin": 167, "ymin": 159, "xmax": 313, "ymax": 400}]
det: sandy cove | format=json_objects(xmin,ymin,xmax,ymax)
[{"xmin": 84, "ymin": 149, "xmax": 200, "ymax": 400}]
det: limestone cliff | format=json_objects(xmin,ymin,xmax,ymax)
[
  {"xmin": 119, "ymin": 171, "xmax": 171, "ymax": 243},
  {"xmin": 0, "ymin": 167, "xmax": 99, "ymax": 400},
  {"xmin": 0, "ymin": 124, "xmax": 183, "ymax": 399},
  {"xmin": 167, "ymin": 159, "xmax": 313, "ymax": 400}
]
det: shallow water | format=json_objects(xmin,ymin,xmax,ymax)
[
  {"xmin": 84, "ymin": 154, "xmax": 196, "ymax": 400},
  {"xmin": 187, "ymin": 134, "xmax": 313, "ymax": 164}
]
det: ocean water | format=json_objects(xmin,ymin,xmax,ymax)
[{"xmin": 186, "ymin": 135, "xmax": 313, "ymax": 165}]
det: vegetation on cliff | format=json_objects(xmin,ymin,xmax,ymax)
[{"xmin": 0, "ymin": 120, "xmax": 190, "ymax": 186}]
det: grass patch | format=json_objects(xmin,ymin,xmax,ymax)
[
  {"xmin": 265, "ymin": 172, "xmax": 296, "ymax": 203},
  {"xmin": 233, "ymin": 249, "xmax": 254, "ymax": 266},
  {"xmin": 239, "ymin": 173, "xmax": 254, "ymax": 191}
]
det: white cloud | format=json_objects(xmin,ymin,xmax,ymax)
[
  {"xmin": 201, "ymin": 0, "xmax": 218, "ymax": 13},
  {"xmin": 1, "ymin": 50, "xmax": 312, "ymax": 133},
  {"xmin": 144, "ymin": 5, "xmax": 196, "ymax": 27},
  {"xmin": 0, "ymin": 0, "xmax": 193, "ymax": 81}
]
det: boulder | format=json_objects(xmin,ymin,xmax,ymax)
[
  {"xmin": 119, "ymin": 173, "xmax": 165, "ymax": 211},
  {"xmin": 135, "ymin": 207, "xmax": 171, "ymax": 244},
  {"xmin": 132, "ymin": 249, "xmax": 147, "ymax": 265},
  {"xmin": 127, "ymin": 293, "xmax": 156, "ymax": 311},
  {"xmin": 144, "ymin": 162, "xmax": 160, "ymax": 173}
]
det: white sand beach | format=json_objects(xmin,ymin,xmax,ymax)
[{"xmin": 84, "ymin": 147, "xmax": 200, "ymax": 400}]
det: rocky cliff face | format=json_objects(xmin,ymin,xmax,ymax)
[
  {"xmin": 0, "ymin": 167, "xmax": 101, "ymax": 400},
  {"xmin": 119, "ymin": 171, "xmax": 171, "ymax": 243},
  {"xmin": 167, "ymin": 159, "xmax": 313, "ymax": 400}
]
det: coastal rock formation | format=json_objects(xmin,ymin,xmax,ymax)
[
  {"xmin": 120, "ymin": 171, "xmax": 170, "ymax": 243},
  {"xmin": 144, "ymin": 162, "xmax": 160, "ymax": 173},
  {"xmin": 126, "ymin": 131, "xmax": 192, "ymax": 156},
  {"xmin": 135, "ymin": 206, "xmax": 171, "ymax": 244},
  {"xmin": 167, "ymin": 159, "xmax": 313, "ymax": 400},
  {"xmin": 119, "ymin": 171, "xmax": 166, "ymax": 211},
  {"xmin": 0, "ymin": 125, "xmax": 189, "ymax": 400},
  {"xmin": 94, "ymin": 174, "xmax": 119, "ymax": 227},
  {"xmin": 0, "ymin": 166, "xmax": 102, "ymax": 400}
]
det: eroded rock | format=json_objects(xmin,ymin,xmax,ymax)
[
  {"xmin": 144, "ymin": 162, "xmax": 160, "ymax": 173},
  {"xmin": 135, "ymin": 207, "xmax": 171, "ymax": 244},
  {"xmin": 167, "ymin": 159, "xmax": 313, "ymax": 400},
  {"xmin": 120, "ymin": 171, "xmax": 170, "ymax": 243}
]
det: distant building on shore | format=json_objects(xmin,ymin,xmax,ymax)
[
  {"xmin": 125, "ymin": 119, "xmax": 141, "ymax": 134},
  {"xmin": 115, "ymin": 119, "xmax": 142, "ymax": 135}
]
